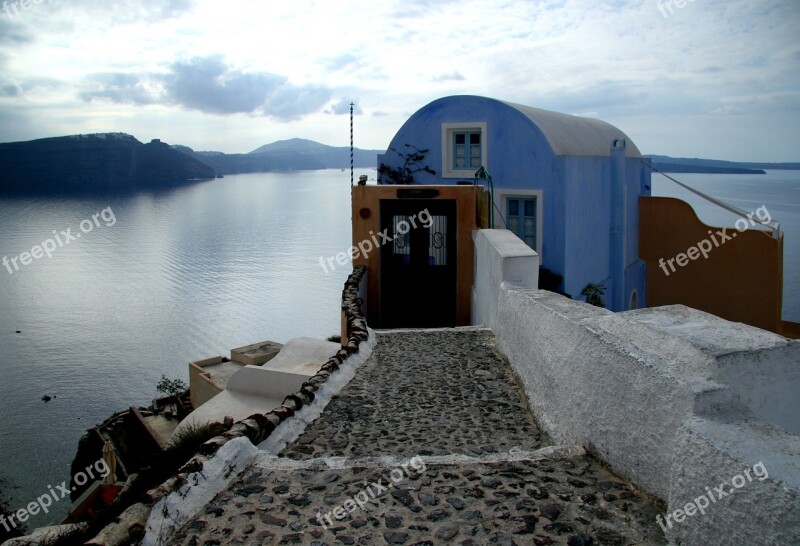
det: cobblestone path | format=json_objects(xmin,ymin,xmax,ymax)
[{"xmin": 169, "ymin": 328, "xmax": 666, "ymax": 545}]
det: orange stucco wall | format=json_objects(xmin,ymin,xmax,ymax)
[{"xmin": 639, "ymin": 196, "xmax": 784, "ymax": 333}]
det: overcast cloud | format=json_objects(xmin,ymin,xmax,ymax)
[{"xmin": 0, "ymin": 0, "xmax": 797, "ymax": 160}]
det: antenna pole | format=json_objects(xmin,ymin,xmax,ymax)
[{"xmin": 350, "ymin": 102, "xmax": 354, "ymax": 186}]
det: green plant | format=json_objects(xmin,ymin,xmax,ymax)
[
  {"xmin": 167, "ymin": 421, "xmax": 224, "ymax": 454},
  {"xmin": 581, "ymin": 283, "xmax": 606, "ymax": 308},
  {"xmin": 377, "ymin": 144, "xmax": 436, "ymax": 185},
  {"xmin": 156, "ymin": 375, "xmax": 188, "ymax": 398}
]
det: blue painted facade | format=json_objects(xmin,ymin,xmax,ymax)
[{"xmin": 378, "ymin": 95, "xmax": 650, "ymax": 311}]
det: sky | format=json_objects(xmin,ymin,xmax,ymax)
[{"xmin": 0, "ymin": 0, "xmax": 798, "ymax": 161}]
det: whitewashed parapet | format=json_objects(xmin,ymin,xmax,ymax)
[
  {"xmin": 471, "ymin": 229, "xmax": 539, "ymax": 330},
  {"xmin": 471, "ymin": 228, "xmax": 800, "ymax": 545}
]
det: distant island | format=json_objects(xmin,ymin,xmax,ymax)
[
  {"xmin": 173, "ymin": 138, "xmax": 383, "ymax": 175},
  {"xmin": 645, "ymin": 155, "xmax": 800, "ymax": 174},
  {"xmin": 0, "ymin": 134, "xmax": 215, "ymax": 194}
]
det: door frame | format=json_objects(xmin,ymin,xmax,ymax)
[{"xmin": 350, "ymin": 185, "xmax": 479, "ymax": 327}]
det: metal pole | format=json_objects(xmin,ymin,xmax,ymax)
[{"xmin": 350, "ymin": 102, "xmax": 354, "ymax": 186}]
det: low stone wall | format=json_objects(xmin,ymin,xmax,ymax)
[{"xmin": 472, "ymin": 228, "xmax": 800, "ymax": 545}]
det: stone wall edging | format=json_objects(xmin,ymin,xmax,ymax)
[{"xmin": 79, "ymin": 266, "xmax": 370, "ymax": 546}]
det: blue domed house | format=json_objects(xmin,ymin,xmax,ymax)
[{"xmin": 376, "ymin": 95, "xmax": 651, "ymax": 312}]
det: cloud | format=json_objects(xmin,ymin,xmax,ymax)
[
  {"xmin": 57, "ymin": 0, "xmax": 197, "ymax": 24},
  {"xmin": 1, "ymin": 76, "xmax": 64, "ymax": 98},
  {"xmin": 261, "ymin": 83, "xmax": 331, "ymax": 120},
  {"xmin": 0, "ymin": 82, "xmax": 21, "ymax": 97},
  {"xmin": 372, "ymin": 111, "xmax": 389, "ymax": 117},
  {"xmin": 163, "ymin": 56, "xmax": 287, "ymax": 114},
  {"xmin": 327, "ymin": 99, "xmax": 363, "ymax": 115},
  {"xmin": 324, "ymin": 54, "xmax": 361, "ymax": 71},
  {"xmin": 0, "ymin": 17, "xmax": 32, "ymax": 45},
  {"xmin": 433, "ymin": 71, "xmax": 465, "ymax": 82},
  {"xmin": 79, "ymin": 73, "xmax": 159, "ymax": 105},
  {"xmin": 80, "ymin": 55, "xmax": 333, "ymax": 121}
]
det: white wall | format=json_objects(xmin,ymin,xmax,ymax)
[
  {"xmin": 471, "ymin": 229, "xmax": 539, "ymax": 329},
  {"xmin": 472, "ymin": 228, "xmax": 800, "ymax": 545}
]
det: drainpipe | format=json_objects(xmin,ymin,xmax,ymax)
[{"xmin": 610, "ymin": 139, "xmax": 626, "ymax": 311}]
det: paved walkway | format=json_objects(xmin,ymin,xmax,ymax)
[{"xmin": 169, "ymin": 328, "xmax": 665, "ymax": 545}]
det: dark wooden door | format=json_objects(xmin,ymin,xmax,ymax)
[{"xmin": 380, "ymin": 199, "xmax": 457, "ymax": 328}]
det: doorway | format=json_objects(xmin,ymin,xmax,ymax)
[{"xmin": 379, "ymin": 199, "xmax": 457, "ymax": 328}]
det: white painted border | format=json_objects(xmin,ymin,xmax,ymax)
[
  {"xmin": 441, "ymin": 122, "xmax": 488, "ymax": 178},
  {"xmin": 493, "ymin": 189, "xmax": 544, "ymax": 255}
]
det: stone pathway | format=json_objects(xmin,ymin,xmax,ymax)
[
  {"xmin": 168, "ymin": 328, "xmax": 666, "ymax": 545},
  {"xmin": 281, "ymin": 328, "xmax": 544, "ymax": 459}
]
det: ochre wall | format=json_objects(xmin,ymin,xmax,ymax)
[
  {"xmin": 639, "ymin": 196, "xmax": 784, "ymax": 333},
  {"xmin": 351, "ymin": 185, "xmax": 480, "ymax": 326}
]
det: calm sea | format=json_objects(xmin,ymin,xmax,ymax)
[{"xmin": 0, "ymin": 168, "xmax": 797, "ymax": 528}]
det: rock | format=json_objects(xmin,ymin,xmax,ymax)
[
  {"xmin": 512, "ymin": 514, "xmax": 537, "ymax": 534},
  {"xmin": 527, "ymin": 487, "xmax": 549, "ymax": 500},
  {"xmin": 383, "ymin": 531, "xmax": 409, "ymax": 544},
  {"xmin": 539, "ymin": 503, "xmax": 561, "ymax": 521},
  {"xmin": 391, "ymin": 489, "xmax": 415, "ymax": 507},
  {"xmin": 236, "ymin": 485, "xmax": 266, "ymax": 496},
  {"xmin": 446, "ymin": 497, "xmax": 465, "ymax": 510},
  {"xmin": 567, "ymin": 535, "xmax": 595, "ymax": 546},
  {"xmin": 259, "ymin": 513, "xmax": 288, "ymax": 527},
  {"xmin": 426, "ymin": 508, "xmax": 451, "ymax": 521},
  {"xmin": 543, "ymin": 521, "xmax": 573, "ymax": 535},
  {"xmin": 418, "ymin": 492, "xmax": 438, "ymax": 506},
  {"xmin": 435, "ymin": 524, "xmax": 459, "ymax": 541},
  {"xmin": 288, "ymin": 495, "xmax": 311, "ymax": 506},
  {"xmin": 385, "ymin": 511, "xmax": 403, "ymax": 529}
]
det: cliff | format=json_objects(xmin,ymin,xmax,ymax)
[{"xmin": 0, "ymin": 134, "xmax": 216, "ymax": 194}]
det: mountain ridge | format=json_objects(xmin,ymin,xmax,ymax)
[
  {"xmin": 174, "ymin": 138, "xmax": 383, "ymax": 175},
  {"xmin": 0, "ymin": 134, "xmax": 216, "ymax": 194}
]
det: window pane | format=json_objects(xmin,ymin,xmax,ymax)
[
  {"xmin": 470, "ymin": 144, "xmax": 480, "ymax": 156},
  {"xmin": 455, "ymin": 145, "xmax": 465, "ymax": 156},
  {"xmin": 455, "ymin": 157, "xmax": 465, "ymax": 167},
  {"xmin": 428, "ymin": 215, "xmax": 447, "ymax": 266},
  {"xmin": 524, "ymin": 199, "xmax": 536, "ymax": 217},
  {"xmin": 508, "ymin": 199, "xmax": 519, "ymax": 216},
  {"xmin": 470, "ymin": 157, "xmax": 480, "ymax": 167},
  {"xmin": 470, "ymin": 133, "xmax": 480, "ymax": 144},
  {"xmin": 393, "ymin": 215, "xmax": 410, "ymax": 256},
  {"xmin": 524, "ymin": 218, "xmax": 535, "ymax": 234},
  {"xmin": 508, "ymin": 216, "xmax": 519, "ymax": 235},
  {"xmin": 455, "ymin": 133, "xmax": 465, "ymax": 144}
]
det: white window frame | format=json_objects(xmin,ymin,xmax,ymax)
[
  {"xmin": 441, "ymin": 122, "xmax": 487, "ymax": 178},
  {"xmin": 494, "ymin": 189, "xmax": 544, "ymax": 255}
]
